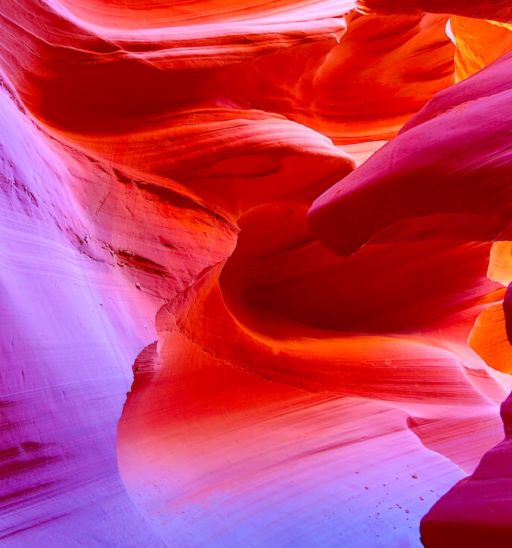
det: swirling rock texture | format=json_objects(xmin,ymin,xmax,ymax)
[{"xmin": 1, "ymin": 0, "xmax": 512, "ymax": 546}]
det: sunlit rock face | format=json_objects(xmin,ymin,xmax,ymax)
[{"xmin": 1, "ymin": 0, "xmax": 512, "ymax": 546}]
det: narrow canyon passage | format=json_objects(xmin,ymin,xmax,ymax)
[{"xmin": 2, "ymin": 1, "xmax": 512, "ymax": 546}]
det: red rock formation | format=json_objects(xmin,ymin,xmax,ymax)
[
  {"xmin": 1, "ymin": 0, "xmax": 512, "ymax": 545},
  {"xmin": 421, "ymin": 392, "xmax": 512, "ymax": 546},
  {"xmin": 308, "ymin": 47, "xmax": 512, "ymax": 546},
  {"xmin": 358, "ymin": 0, "xmax": 512, "ymax": 22}
]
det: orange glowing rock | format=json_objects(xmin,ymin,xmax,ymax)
[{"xmin": 449, "ymin": 17, "xmax": 512, "ymax": 81}]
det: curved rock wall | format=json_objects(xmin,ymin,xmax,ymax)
[{"xmin": 1, "ymin": 1, "xmax": 512, "ymax": 546}]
